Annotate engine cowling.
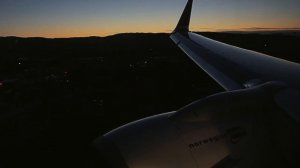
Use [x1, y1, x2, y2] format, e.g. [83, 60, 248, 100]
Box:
[91, 82, 299, 168]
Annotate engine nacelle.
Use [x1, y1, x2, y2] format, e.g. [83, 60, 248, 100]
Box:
[94, 112, 197, 168]
[91, 82, 299, 168]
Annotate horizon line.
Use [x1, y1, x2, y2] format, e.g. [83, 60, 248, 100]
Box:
[1, 28, 300, 39]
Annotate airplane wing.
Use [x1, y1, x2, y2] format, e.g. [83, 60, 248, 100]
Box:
[170, 0, 300, 91]
[93, 1, 300, 168]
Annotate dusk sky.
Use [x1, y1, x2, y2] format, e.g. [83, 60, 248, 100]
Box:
[1, 0, 300, 37]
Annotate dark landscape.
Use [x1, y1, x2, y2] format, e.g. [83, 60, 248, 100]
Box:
[0, 32, 300, 168]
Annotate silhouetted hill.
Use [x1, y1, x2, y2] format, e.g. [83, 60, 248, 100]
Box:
[0, 32, 299, 168]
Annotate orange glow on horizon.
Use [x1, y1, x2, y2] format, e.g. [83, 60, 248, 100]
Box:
[1, 17, 300, 38]
[1, 0, 300, 38]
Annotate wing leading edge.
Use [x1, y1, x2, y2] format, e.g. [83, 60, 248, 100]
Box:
[170, 0, 300, 91]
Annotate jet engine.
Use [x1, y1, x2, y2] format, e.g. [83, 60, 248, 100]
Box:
[91, 82, 300, 168]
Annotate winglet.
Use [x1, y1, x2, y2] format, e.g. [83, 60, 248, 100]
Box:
[174, 0, 193, 33]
